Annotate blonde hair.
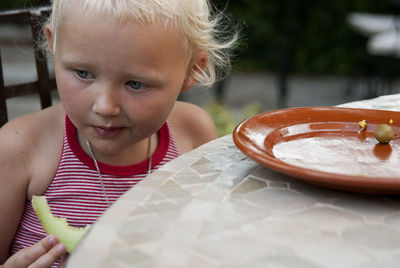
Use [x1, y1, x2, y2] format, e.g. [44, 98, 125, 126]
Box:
[46, 0, 238, 87]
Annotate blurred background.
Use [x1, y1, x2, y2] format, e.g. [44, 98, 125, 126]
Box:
[1, 0, 400, 135]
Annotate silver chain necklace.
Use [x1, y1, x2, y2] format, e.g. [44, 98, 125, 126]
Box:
[85, 136, 152, 207]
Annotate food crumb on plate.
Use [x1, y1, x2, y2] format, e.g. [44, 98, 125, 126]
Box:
[358, 120, 367, 132]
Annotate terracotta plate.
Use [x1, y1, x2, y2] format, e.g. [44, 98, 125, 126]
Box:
[233, 107, 400, 194]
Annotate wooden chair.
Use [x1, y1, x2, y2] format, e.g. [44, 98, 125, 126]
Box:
[0, 6, 56, 128]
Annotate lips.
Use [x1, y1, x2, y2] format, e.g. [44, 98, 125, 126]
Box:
[93, 126, 125, 137]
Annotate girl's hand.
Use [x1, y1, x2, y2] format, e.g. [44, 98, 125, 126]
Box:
[2, 235, 67, 268]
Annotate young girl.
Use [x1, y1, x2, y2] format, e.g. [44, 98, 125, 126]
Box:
[0, 0, 237, 267]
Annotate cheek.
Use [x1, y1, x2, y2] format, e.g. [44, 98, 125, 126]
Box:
[56, 72, 89, 115]
[57, 78, 75, 107]
[126, 89, 179, 130]
[128, 97, 170, 123]
[152, 86, 181, 112]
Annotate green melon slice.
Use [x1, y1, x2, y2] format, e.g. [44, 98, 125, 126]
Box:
[32, 195, 91, 253]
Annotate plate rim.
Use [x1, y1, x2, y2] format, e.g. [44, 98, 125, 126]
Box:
[233, 106, 400, 194]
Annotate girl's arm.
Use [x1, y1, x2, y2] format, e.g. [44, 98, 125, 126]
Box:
[0, 113, 66, 266]
[0, 118, 33, 264]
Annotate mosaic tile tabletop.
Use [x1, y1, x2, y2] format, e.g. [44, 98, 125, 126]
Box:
[68, 94, 400, 268]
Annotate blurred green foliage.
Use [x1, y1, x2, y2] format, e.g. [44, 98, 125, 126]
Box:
[206, 101, 261, 136]
[206, 102, 238, 136]
[220, 0, 399, 76]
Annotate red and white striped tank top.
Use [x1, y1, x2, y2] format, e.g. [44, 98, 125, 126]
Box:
[10, 116, 179, 262]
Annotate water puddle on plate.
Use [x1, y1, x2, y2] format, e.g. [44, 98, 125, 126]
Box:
[272, 136, 400, 178]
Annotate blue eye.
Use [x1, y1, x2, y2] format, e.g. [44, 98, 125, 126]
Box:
[74, 69, 94, 79]
[127, 80, 145, 90]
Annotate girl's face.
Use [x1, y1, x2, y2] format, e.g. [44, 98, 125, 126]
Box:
[49, 10, 196, 161]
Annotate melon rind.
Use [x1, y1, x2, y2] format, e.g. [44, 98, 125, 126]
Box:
[32, 195, 91, 253]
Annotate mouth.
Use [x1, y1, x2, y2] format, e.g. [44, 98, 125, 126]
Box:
[93, 126, 125, 137]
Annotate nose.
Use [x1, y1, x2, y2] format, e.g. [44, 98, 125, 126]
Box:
[92, 87, 121, 117]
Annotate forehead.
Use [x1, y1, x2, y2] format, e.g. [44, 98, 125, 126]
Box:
[60, 13, 180, 51]
[60, 12, 181, 48]
[55, 10, 189, 75]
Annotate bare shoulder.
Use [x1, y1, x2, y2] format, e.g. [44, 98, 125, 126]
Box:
[0, 104, 64, 156]
[0, 104, 65, 194]
[168, 101, 218, 153]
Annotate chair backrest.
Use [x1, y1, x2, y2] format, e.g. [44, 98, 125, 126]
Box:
[0, 6, 56, 127]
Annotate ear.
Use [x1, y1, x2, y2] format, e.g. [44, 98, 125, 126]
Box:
[45, 24, 55, 54]
[180, 51, 208, 93]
